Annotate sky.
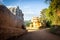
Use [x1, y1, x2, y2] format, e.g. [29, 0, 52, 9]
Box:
[0, 0, 49, 21]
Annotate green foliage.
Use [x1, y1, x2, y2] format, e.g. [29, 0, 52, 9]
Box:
[44, 0, 60, 25]
[50, 25, 60, 35]
[46, 21, 51, 28]
[40, 8, 52, 25]
[50, 26, 57, 34]
[44, 0, 60, 34]
[24, 20, 31, 27]
[40, 0, 60, 29]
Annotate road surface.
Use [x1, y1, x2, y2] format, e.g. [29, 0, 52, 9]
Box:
[8, 29, 60, 40]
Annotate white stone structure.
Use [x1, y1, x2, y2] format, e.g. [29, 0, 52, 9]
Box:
[0, 5, 26, 40]
[7, 6, 24, 21]
[7, 6, 24, 27]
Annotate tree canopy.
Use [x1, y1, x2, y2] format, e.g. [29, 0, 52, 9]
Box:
[40, 0, 60, 26]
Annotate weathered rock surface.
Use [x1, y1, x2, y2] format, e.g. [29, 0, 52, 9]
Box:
[0, 5, 26, 40]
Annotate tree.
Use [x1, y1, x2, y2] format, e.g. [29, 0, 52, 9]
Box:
[44, 0, 60, 35]
[40, 8, 52, 27]
[45, 0, 60, 25]
[24, 20, 31, 27]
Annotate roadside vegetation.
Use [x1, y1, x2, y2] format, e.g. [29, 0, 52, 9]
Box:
[24, 20, 31, 27]
[40, 0, 60, 35]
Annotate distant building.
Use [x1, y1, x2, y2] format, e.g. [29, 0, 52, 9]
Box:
[27, 17, 41, 29]
[26, 17, 42, 31]
[31, 17, 42, 28]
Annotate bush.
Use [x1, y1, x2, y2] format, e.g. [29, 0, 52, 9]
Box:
[50, 25, 60, 36]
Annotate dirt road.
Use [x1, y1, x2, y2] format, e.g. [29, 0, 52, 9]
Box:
[8, 29, 60, 40]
